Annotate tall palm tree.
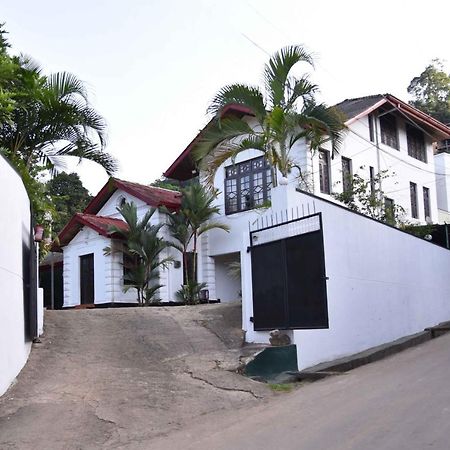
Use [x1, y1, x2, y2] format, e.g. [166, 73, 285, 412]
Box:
[0, 58, 117, 175]
[104, 202, 173, 305]
[164, 183, 229, 302]
[192, 45, 346, 185]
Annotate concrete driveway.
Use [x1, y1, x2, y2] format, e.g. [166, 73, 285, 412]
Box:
[0, 303, 270, 450]
[152, 330, 450, 450]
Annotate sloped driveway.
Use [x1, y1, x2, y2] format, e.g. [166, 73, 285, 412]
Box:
[0, 303, 270, 449]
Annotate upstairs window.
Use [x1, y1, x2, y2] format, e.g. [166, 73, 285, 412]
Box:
[341, 157, 352, 193]
[407, 124, 426, 162]
[319, 149, 331, 194]
[224, 157, 272, 214]
[369, 166, 376, 198]
[368, 114, 375, 142]
[423, 187, 431, 221]
[380, 114, 398, 149]
[410, 182, 418, 219]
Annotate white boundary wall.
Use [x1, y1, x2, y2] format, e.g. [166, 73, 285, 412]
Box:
[292, 188, 450, 369]
[0, 156, 33, 395]
[239, 184, 450, 370]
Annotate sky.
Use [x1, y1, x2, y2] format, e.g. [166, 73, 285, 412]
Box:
[2, 0, 450, 194]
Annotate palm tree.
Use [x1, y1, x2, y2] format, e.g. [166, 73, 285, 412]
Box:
[104, 202, 173, 305]
[164, 183, 229, 303]
[0, 58, 117, 175]
[192, 45, 346, 185]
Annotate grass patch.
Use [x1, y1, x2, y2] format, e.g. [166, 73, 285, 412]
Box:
[268, 383, 293, 392]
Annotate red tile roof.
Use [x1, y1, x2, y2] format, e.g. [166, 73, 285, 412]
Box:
[164, 104, 254, 180]
[53, 213, 128, 251]
[83, 178, 182, 215]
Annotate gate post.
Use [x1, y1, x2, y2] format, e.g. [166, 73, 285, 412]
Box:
[241, 231, 254, 343]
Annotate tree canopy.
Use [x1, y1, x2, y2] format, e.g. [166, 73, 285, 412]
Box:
[0, 23, 116, 230]
[407, 58, 450, 124]
[46, 172, 92, 235]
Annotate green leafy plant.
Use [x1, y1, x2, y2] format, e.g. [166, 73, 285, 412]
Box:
[332, 168, 406, 226]
[175, 281, 207, 305]
[163, 184, 229, 303]
[104, 201, 173, 305]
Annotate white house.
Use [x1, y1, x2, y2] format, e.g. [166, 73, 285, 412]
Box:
[163, 94, 450, 369]
[54, 178, 184, 307]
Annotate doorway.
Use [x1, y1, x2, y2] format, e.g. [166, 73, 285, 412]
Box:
[80, 253, 94, 305]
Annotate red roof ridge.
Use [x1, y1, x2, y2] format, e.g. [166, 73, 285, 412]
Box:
[83, 177, 182, 215]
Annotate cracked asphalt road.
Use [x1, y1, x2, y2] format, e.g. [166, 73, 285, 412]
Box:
[0, 303, 271, 449]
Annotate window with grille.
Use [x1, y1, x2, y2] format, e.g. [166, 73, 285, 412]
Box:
[224, 157, 272, 214]
[423, 187, 431, 221]
[380, 114, 398, 149]
[319, 149, 331, 194]
[410, 182, 418, 219]
[341, 157, 352, 193]
[369, 166, 375, 198]
[368, 114, 375, 142]
[407, 124, 426, 162]
[123, 252, 138, 286]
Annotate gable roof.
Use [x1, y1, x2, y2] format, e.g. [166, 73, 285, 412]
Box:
[334, 94, 450, 140]
[83, 178, 182, 215]
[165, 95, 450, 182]
[333, 95, 385, 121]
[164, 104, 253, 180]
[53, 213, 129, 251]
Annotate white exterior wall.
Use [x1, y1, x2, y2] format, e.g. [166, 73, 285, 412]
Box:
[313, 114, 438, 224]
[62, 227, 117, 306]
[238, 184, 450, 369]
[214, 253, 241, 302]
[292, 188, 450, 369]
[434, 152, 450, 222]
[63, 189, 184, 306]
[0, 157, 33, 395]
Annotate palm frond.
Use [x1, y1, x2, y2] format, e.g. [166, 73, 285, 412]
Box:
[207, 83, 266, 123]
[192, 116, 255, 163]
[197, 221, 230, 236]
[285, 75, 318, 109]
[264, 45, 313, 107]
[45, 72, 88, 102]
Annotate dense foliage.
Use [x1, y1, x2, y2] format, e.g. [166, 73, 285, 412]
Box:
[46, 172, 92, 235]
[0, 23, 115, 230]
[104, 202, 173, 305]
[407, 59, 450, 124]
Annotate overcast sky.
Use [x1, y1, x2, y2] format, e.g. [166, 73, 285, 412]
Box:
[3, 0, 450, 194]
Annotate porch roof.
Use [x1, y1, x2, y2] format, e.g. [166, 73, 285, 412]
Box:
[52, 213, 128, 251]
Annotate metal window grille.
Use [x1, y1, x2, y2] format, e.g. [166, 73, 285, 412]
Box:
[224, 156, 271, 214]
[410, 182, 418, 219]
[380, 114, 399, 149]
[342, 157, 352, 193]
[423, 187, 431, 220]
[406, 124, 427, 163]
[319, 149, 331, 194]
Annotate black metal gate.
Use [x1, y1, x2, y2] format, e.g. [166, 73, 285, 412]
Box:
[250, 212, 328, 331]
